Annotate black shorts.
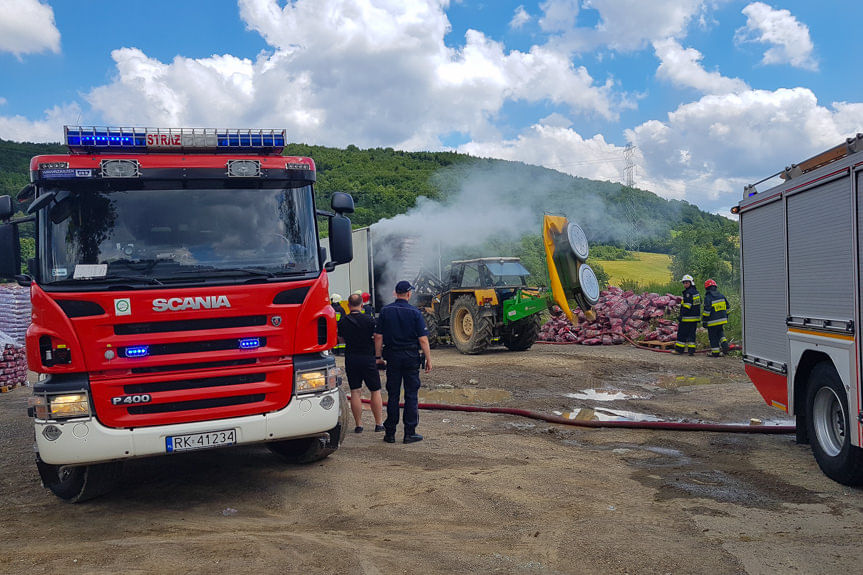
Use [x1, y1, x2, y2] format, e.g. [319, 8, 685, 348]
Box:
[344, 355, 382, 391]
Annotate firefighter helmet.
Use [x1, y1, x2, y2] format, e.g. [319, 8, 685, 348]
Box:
[680, 274, 694, 283]
[330, 293, 342, 303]
[704, 279, 717, 289]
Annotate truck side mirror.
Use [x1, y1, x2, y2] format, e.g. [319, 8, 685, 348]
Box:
[0, 223, 21, 279]
[0, 195, 13, 221]
[328, 215, 353, 265]
[27, 191, 55, 215]
[331, 192, 355, 215]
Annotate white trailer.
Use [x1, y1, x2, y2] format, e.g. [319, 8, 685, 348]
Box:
[736, 133, 863, 484]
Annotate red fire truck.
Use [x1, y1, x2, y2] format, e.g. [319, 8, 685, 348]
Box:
[736, 133, 863, 485]
[0, 126, 354, 501]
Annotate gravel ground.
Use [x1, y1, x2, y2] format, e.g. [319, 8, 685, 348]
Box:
[1, 343, 862, 574]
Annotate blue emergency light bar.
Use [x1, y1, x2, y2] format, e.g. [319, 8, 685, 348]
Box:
[64, 126, 286, 154]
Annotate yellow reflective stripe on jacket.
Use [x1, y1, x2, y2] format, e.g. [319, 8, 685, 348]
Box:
[682, 302, 692, 309]
[706, 318, 728, 326]
[682, 317, 700, 322]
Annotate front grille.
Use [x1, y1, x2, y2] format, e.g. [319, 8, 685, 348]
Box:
[124, 372, 266, 394]
[127, 393, 265, 414]
[115, 315, 267, 335]
[119, 337, 266, 358]
[130, 358, 256, 374]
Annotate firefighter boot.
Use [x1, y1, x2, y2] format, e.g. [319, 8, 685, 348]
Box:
[688, 347, 695, 356]
[721, 340, 730, 356]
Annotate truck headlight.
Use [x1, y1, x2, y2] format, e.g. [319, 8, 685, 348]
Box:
[28, 393, 91, 420]
[295, 367, 340, 395]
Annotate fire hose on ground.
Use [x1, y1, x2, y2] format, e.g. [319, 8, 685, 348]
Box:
[348, 397, 795, 435]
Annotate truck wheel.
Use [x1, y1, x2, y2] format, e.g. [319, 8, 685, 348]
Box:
[502, 316, 541, 351]
[422, 310, 440, 349]
[805, 362, 863, 485]
[268, 388, 350, 464]
[450, 295, 493, 354]
[36, 456, 122, 503]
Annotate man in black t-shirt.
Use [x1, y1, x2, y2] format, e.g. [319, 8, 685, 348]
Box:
[337, 293, 384, 433]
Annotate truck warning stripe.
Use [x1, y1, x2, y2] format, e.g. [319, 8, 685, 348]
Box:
[787, 328, 854, 341]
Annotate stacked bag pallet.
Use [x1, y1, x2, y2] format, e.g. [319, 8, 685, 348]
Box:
[0, 284, 30, 390]
[539, 286, 682, 345]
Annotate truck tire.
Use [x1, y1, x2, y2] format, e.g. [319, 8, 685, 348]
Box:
[502, 316, 541, 351]
[805, 362, 863, 485]
[36, 455, 123, 503]
[268, 388, 350, 464]
[450, 295, 494, 354]
[422, 310, 440, 349]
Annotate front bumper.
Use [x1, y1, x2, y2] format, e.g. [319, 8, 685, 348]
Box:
[35, 388, 341, 465]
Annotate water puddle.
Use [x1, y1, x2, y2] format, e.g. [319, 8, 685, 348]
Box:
[564, 389, 642, 402]
[654, 375, 713, 389]
[418, 387, 512, 404]
[552, 407, 663, 422]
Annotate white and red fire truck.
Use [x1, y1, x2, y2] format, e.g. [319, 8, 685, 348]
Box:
[0, 126, 354, 501]
[736, 133, 863, 485]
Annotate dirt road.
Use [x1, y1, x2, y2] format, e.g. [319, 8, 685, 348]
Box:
[2, 344, 862, 574]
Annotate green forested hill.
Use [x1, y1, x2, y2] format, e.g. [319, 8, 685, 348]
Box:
[0, 139, 65, 201]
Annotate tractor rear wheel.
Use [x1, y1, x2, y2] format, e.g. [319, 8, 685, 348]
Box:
[502, 316, 541, 351]
[450, 295, 494, 354]
[422, 310, 440, 349]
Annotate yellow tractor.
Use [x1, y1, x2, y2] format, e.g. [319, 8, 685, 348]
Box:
[414, 215, 599, 354]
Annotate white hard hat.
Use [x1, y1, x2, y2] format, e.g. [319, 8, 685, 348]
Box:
[680, 274, 694, 283]
[352, 290, 363, 296]
[330, 293, 342, 303]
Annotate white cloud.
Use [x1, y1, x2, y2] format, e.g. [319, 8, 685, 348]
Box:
[735, 2, 817, 70]
[653, 38, 748, 95]
[556, 0, 706, 52]
[458, 119, 628, 183]
[0, 102, 79, 142]
[627, 88, 863, 208]
[510, 5, 531, 30]
[77, 0, 622, 150]
[538, 0, 579, 33]
[0, 0, 60, 56]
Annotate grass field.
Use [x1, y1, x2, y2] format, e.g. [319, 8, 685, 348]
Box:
[593, 252, 672, 287]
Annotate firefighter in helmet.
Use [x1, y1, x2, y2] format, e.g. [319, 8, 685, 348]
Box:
[702, 279, 729, 357]
[331, 294, 346, 355]
[674, 274, 701, 355]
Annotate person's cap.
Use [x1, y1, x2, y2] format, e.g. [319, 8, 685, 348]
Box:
[395, 280, 414, 293]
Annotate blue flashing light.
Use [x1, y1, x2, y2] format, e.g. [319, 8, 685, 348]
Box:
[125, 345, 150, 358]
[64, 126, 286, 154]
[238, 337, 262, 350]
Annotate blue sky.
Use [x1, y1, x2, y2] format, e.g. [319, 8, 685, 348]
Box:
[1, 0, 861, 216]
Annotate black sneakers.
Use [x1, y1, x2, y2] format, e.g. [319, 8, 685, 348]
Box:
[403, 434, 424, 444]
[383, 434, 396, 443]
[374, 425, 385, 432]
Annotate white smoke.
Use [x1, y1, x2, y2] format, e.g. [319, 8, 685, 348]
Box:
[368, 160, 666, 301]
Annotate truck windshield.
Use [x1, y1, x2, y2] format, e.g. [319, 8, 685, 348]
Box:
[39, 184, 319, 285]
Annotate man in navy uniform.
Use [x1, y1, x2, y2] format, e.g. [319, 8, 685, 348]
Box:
[374, 280, 432, 444]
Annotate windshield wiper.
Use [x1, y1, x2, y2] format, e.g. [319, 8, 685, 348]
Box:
[52, 274, 164, 286]
[167, 267, 278, 279]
